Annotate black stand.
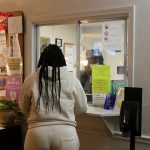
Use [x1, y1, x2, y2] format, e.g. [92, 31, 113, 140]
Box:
[120, 87, 142, 150]
[130, 132, 135, 150]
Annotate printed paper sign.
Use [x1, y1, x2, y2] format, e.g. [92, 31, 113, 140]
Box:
[8, 16, 23, 34]
[65, 44, 74, 72]
[102, 21, 123, 52]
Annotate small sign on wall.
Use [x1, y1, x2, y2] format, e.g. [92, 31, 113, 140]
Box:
[102, 21, 123, 52]
[117, 66, 125, 74]
[8, 16, 23, 34]
[64, 43, 74, 72]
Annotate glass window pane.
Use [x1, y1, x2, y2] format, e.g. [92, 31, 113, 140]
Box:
[38, 24, 77, 75]
[79, 20, 127, 102]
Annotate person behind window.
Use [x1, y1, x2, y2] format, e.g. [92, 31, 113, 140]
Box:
[81, 51, 104, 94]
[19, 44, 87, 150]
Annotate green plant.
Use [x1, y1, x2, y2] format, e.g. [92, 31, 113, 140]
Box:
[0, 100, 18, 111]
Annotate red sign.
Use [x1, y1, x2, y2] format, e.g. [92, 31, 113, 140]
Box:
[0, 12, 12, 30]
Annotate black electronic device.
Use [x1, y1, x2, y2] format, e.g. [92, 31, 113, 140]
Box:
[124, 87, 142, 136]
[119, 87, 142, 150]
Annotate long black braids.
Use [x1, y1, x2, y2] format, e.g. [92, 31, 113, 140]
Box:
[36, 44, 66, 113]
[51, 67, 61, 112]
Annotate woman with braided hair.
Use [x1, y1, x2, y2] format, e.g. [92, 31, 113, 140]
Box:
[19, 44, 87, 150]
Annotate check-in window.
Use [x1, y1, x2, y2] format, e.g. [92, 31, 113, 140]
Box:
[37, 19, 128, 104]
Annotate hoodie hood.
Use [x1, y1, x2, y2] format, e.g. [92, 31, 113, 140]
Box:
[37, 66, 68, 80]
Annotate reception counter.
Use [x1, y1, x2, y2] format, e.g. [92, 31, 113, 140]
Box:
[76, 105, 120, 150]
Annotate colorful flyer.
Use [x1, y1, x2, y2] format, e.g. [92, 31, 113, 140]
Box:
[6, 75, 22, 101]
[92, 65, 111, 94]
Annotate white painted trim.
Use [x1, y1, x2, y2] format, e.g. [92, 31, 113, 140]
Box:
[127, 5, 135, 86]
[25, 18, 37, 77]
[29, 6, 134, 25]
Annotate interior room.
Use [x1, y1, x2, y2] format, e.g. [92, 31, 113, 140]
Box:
[0, 0, 150, 150]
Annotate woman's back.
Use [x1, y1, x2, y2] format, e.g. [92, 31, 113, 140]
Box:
[19, 44, 87, 150]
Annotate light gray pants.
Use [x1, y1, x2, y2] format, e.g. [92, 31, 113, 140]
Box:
[24, 125, 80, 150]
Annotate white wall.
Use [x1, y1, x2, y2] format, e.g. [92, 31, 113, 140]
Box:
[0, 0, 150, 143]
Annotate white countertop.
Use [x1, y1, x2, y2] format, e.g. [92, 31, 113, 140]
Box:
[0, 126, 5, 130]
[86, 105, 120, 117]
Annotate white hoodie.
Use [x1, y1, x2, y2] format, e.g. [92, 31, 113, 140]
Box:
[19, 66, 87, 128]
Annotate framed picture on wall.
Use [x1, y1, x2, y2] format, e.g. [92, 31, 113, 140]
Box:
[40, 37, 50, 53]
[55, 38, 62, 47]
